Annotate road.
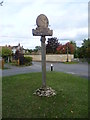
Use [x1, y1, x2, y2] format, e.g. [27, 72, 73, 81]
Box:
[1, 62, 89, 79]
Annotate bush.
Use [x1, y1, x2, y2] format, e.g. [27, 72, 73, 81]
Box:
[24, 56, 32, 66]
[11, 60, 17, 65]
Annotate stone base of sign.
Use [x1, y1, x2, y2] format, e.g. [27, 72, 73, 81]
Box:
[33, 87, 56, 97]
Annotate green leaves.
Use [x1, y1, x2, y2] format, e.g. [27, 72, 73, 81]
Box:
[77, 38, 90, 59]
[2, 47, 12, 57]
[46, 37, 59, 54]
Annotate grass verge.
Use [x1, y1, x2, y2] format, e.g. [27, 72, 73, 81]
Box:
[2, 72, 88, 118]
[63, 62, 79, 64]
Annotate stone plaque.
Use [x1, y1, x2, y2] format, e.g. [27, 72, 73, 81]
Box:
[32, 14, 53, 36]
[36, 14, 49, 28]
[32, 27, 53, 36]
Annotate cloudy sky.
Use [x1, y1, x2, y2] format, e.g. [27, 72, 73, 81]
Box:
[0, 0, 89, 49]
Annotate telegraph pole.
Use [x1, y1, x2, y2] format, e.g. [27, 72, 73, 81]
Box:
[67, 44, 68, 62]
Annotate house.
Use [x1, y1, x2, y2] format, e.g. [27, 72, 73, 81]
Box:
[11, 43, 24, 54]
[0, 44, 26, 63]
[0, 43, 25, 55]
[8, 43, 25, 54]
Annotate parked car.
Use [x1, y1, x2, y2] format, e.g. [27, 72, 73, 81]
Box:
[71, 58, 79, 62]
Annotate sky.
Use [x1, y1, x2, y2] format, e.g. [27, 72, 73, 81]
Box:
[0, 0, 89, 49]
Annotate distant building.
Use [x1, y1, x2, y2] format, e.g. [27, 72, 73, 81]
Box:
[0, 43, 25, 55]
[7, 43, 25, 54]
[0, 43, 26, 63]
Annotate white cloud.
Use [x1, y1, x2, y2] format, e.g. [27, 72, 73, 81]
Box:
[0, 0, 88, 48]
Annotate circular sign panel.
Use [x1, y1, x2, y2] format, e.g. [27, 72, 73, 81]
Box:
[36, 14, 49, 28]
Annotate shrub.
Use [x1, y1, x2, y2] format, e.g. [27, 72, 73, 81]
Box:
[24, 56, 32, 66]
[11, 60, 18, 66]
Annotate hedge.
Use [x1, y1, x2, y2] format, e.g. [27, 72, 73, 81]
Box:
[24, 56, 32, 66]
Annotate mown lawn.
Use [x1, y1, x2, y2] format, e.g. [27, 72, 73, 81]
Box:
[2, 72, 88, 118]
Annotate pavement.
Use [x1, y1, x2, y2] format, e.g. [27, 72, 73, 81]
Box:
[1, 62, 89, 79]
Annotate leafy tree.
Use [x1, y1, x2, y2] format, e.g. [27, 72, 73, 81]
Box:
[82, 38, 90, 58]
[1, 47, 12, 58]
[25, 49, 33, 54]
[28, 49, 33, 53]
[57, 42, 75, 54]
[32, 46, 41, 53]
[35, 46, 41, 51]
[0, 47, 12, 62]
[57, 44, 65, 54]
[77, 38, 90, 59]
[76, 47, 84, 58]
[66, 42, 75, 54]
[70, 41, 78, 57]
[70, 41, 76, 47]
[46, 37, 60, 54]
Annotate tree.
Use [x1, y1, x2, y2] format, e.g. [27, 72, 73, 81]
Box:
[46, 37, 60, 54]
[65, 42, 75, 54]
[70, 41, 78, 58]
[1, 47, 12, 62]
[57, 42, 75, 54]
[82, 38, 90, 58]
[78, 38, 90, 60]
[76, 38, 90, 62]
[57, 44, 66, 54]
[32, 46, 41, 53]
[25, 49, 33, 54]
[70, 41, 76, 47]
[77, 47, 84, 58]
[2, 47, 12, 58]
[35, 46, 41, 51]
[15, 50, 25, 65]
[28, 49, 33, 53]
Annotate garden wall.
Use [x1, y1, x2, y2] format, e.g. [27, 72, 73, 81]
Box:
[25, 54, 74, 62]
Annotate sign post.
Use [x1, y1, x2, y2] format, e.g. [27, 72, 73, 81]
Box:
[32, 14, 56, 97]
[41, 36, 46, 88]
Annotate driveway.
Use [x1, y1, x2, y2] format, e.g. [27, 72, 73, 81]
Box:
[1, 62, 89, 79]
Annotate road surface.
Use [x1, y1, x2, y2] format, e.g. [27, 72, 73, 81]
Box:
[1, 62, 89, 79]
